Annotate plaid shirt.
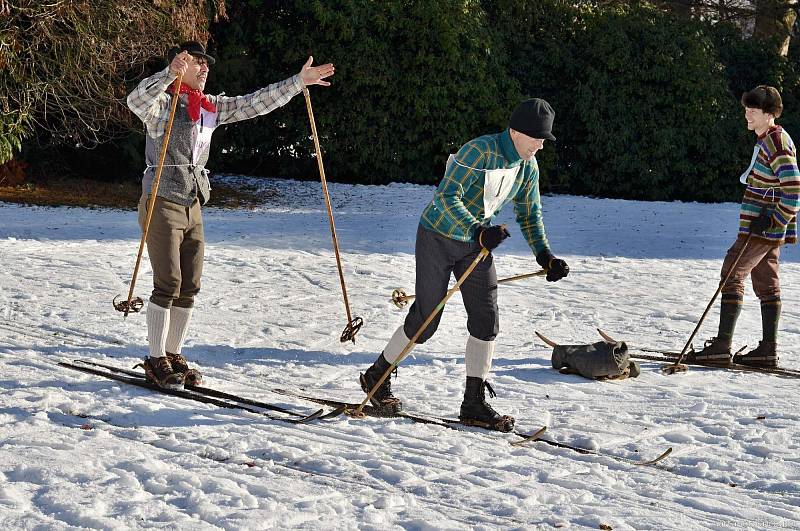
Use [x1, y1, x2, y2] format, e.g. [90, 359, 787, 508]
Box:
[127, 66, 303, 205]
[420, 129, 550, 256]
[127, 66, 304, 137]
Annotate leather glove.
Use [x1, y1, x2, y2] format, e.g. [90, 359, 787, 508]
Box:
[536, 249, 570, 282]
[474, 224, 511, 251]
[749, 209, 773, 236]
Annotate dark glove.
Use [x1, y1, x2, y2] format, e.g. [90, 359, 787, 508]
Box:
[749, 209, 773, 236]
[536, 249, 570, 282]
[474, 224, 511, 251]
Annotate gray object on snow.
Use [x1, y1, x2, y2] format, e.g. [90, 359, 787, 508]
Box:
[551, 340, 640, 380]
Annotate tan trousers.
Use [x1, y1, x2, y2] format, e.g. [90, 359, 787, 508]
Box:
[721, 236, 781, 300]
[138, 194, 204, 309]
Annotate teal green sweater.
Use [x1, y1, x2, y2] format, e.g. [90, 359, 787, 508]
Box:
[420, 129, 549, 256]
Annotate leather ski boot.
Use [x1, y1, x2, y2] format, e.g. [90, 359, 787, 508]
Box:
[137, 356, 184, 389]
[686, 298, 740, 365]
[459, 377, 514, 432]
[167, 352, 203, 386]
[734, 341, 778, 368]
[359, 353, 402, 415]
[684, 337, 733, 365]
[735, 298, 781, 368]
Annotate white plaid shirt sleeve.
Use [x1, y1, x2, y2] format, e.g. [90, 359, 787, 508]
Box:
[126, 66, 176, 136]
[213, 74, 304, 125]
[127, 69, 304, 135]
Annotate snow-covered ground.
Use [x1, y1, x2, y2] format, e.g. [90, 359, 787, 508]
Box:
[1, 177, 798, 530]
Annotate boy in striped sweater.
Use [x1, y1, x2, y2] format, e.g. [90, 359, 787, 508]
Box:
[692, 86, 799, 368]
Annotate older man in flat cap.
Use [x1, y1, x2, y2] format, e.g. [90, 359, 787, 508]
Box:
[127, 41, 334, 388]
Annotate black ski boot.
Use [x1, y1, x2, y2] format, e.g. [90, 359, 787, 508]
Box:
[735, 299, 781, 368]
[459, 377, 514, 432]
[684, 337, 733, 365]
[686, 299, 741, 365]
[359, 353, 402, 415]
[734, 341, 778, 368]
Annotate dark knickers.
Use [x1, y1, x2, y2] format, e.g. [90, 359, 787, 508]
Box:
[403, 225, 499, 343]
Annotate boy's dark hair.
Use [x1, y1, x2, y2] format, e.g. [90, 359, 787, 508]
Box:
[741, 85, 783, 118]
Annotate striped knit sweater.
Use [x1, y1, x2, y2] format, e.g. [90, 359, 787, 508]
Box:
[739, 125, 799, 245]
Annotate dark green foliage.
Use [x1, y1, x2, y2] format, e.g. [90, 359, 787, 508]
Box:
[208, 0, 519, 183]
[9, 0, 800, 202]
[572, 7, 745, 201]
[711, 21, 800, 153]
[22, 136, 145, 183]
[208, 0, 799, 201]
[481, 0, 584, 194]
[487, 1, 748, 201]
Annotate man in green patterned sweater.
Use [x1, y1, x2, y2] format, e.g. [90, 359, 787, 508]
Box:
[360, 99, 569, 431]
[692, 86, 799, 368]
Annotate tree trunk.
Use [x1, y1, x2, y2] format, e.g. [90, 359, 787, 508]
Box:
[664, 0, 694, 18]
[753, 0, 798, 56]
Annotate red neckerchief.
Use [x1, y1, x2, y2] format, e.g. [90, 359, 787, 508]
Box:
[168, 81, 217, 122]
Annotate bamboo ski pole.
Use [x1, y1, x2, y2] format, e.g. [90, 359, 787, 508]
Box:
[114, 71, 184, 318]
[498, 269, 547, 284]
[392, 269, 547, 308]
[663, 233, 753, 374]
[354, 247, 491, 416]
[302, 87, 362, 342]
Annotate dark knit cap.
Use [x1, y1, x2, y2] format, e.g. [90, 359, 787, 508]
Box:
[167, 41, 216, 65]
[509, 98, 556, 141]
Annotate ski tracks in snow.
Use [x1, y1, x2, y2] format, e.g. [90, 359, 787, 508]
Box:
[2, 182, 800, 529]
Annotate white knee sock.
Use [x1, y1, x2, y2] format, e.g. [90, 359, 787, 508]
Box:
[165, 306, 193, 355]
[146, 303, 170, 359]
[382, 325, 412, 364]
[465, 336, 495, 380]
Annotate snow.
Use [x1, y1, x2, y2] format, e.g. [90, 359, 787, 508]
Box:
[1, 176, 799, 530]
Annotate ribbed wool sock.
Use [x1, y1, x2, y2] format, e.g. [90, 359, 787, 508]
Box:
[146, 303, 170, 358]
[165, 305, 193, 355]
